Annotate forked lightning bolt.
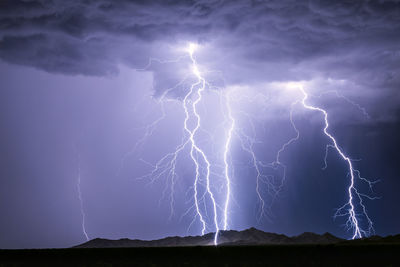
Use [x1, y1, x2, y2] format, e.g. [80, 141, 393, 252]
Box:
[185, 43, 219, 244]
[279, 85, 377, 239]
[136, 43, 225, 245]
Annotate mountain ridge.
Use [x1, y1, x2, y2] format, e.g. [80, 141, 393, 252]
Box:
[74, 228, 400, 248]
[74, 227, 348, 248]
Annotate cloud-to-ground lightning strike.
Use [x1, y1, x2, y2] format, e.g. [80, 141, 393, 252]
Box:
[134, 43, 225, 245]
[232, 82, 378, 238]
[76, 151, 89, 241]
[185, 43, 219, 244]
[222, 92, 234, 231]
[280, 85, 377, 239]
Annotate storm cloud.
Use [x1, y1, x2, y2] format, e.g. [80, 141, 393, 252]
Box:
[1, 0, 400, 103]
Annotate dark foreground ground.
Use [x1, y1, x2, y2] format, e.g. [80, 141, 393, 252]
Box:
[1, 244, 399, 266]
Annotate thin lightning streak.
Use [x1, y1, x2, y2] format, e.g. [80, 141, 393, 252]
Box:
[236, 130, 267, 220]
[316, 90, 370, 119]
[222, 92, 234, 230]
[323, 144, 335, 170]
[116, 101, 167, 178]
[270, 101, 300, 195]
[228, 96, 282, 221]
[76, 152, 89, 241]
[229, 106, 276, 221]
[297, 85, 374, 239]
[137, 136, 189, 220]
[227, 103, 293, 222]
[116, 77, 189, 179]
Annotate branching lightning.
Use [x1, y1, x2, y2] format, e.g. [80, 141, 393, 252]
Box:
[276, 85, 378, 239]
[185, 43, 219, 243]
[229, 95, 286, 222]
[235, 124, 270, 221]
[133, 43, 225, 245]
[123, 42, 378, 244]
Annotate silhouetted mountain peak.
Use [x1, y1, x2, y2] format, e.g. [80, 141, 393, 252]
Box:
[292, 231, 342, 244]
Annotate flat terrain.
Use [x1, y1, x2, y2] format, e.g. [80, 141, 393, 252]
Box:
[1, 244, 399, 266]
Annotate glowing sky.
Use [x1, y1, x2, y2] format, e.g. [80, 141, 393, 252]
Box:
[0, 0, 399, 248]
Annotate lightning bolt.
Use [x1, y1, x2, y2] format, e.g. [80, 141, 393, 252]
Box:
[76, 150, 89, 241]
[222, 92, 234, 231]
[283, 85, 377, 239]
[136, 43, 223, 245]
[185, 43, 220, 244]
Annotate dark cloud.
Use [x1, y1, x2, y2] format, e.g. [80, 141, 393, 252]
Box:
[0, 33, 118, 75]
[1, 0, 399, 116]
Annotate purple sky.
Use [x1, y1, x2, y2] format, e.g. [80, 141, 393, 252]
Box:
[0, 0, 400, 249]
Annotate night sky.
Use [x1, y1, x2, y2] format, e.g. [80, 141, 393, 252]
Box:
[1, 0, 400, 249]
